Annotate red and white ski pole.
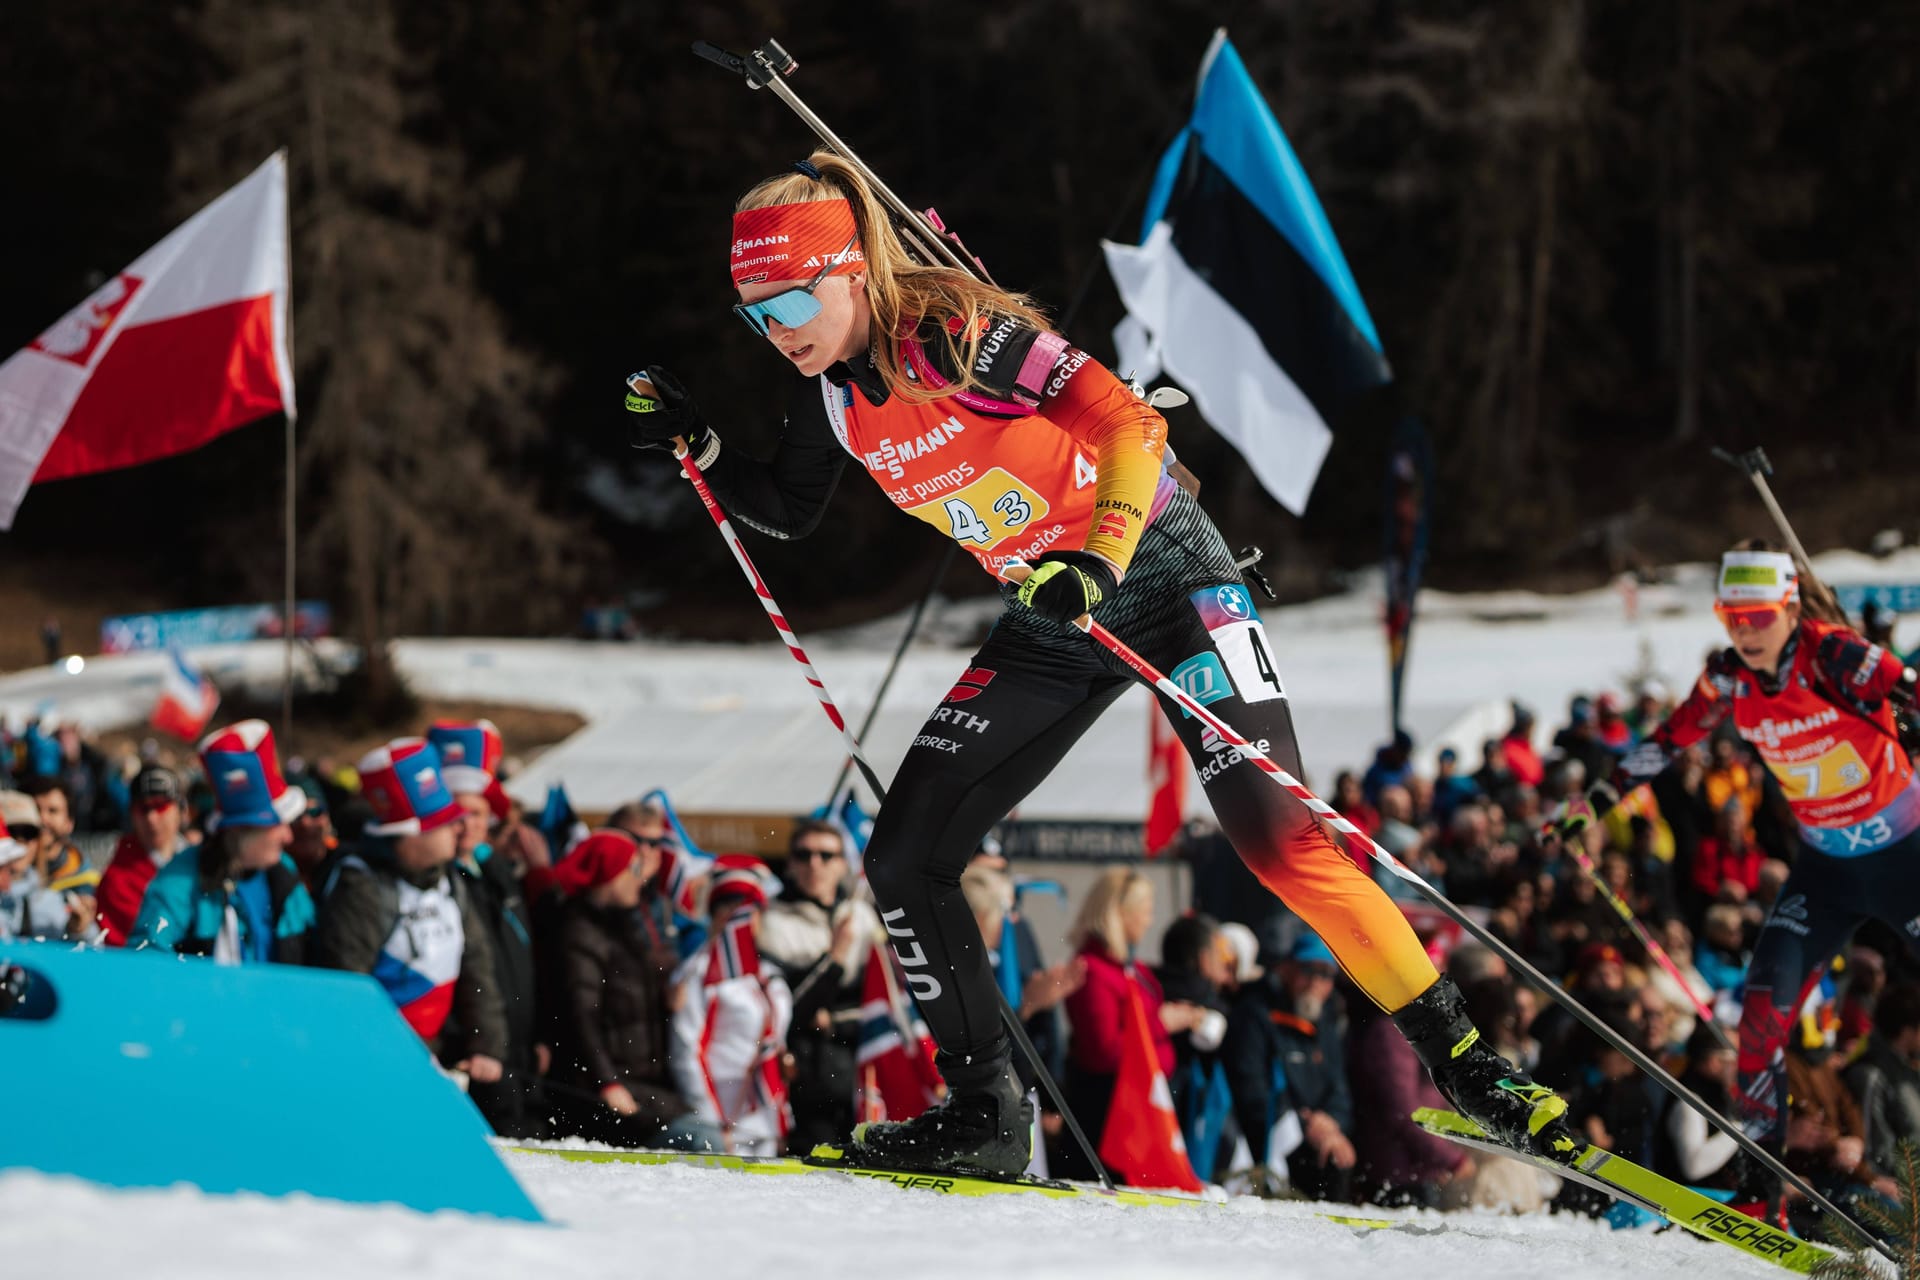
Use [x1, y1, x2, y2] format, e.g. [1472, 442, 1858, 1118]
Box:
[638, 398, 1116, 1188]
[996, 562, 1429, 891]
[636, 405, 889, 802]
[1566, 840, 1734, 1051]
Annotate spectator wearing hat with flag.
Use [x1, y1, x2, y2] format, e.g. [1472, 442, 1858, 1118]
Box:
[1222, 930, 1357, 1201]
[671, 855, 793, 1156]
[427, 719, 546, 1138]
[544, 829, 712, 1150]
[128, 721, 314, 962]
[315, 738, 507, 1085]
[96, 766, 195, 946]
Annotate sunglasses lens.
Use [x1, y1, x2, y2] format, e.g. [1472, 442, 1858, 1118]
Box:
[1718, 605, 1781, 630]
[738, 288, 824, 336]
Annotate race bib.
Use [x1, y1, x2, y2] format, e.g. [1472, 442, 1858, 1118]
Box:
[1189, 585, 1285, 704]
[907, 466, 1050, 549]
[1767, 742, 1871, 801]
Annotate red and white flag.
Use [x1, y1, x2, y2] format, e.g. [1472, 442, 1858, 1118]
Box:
[0, 152, 294, 528]
[1145, 703, 1186, 857]
[151, 648, 221, 742]
[1097, 980, 1204, 1192]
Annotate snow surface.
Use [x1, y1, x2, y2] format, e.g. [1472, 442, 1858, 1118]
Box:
[0, 1148, 1791, 1280]
[5, 546, 1919, 819]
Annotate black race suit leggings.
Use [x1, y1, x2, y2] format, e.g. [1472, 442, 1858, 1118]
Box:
[861, 487, 1439, 1091]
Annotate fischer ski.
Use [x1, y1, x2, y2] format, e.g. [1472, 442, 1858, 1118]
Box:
[510, 1143, 1520, 1239]
[1410, 1108, 1841, 1274]
[511, 1143, 1203, 1208]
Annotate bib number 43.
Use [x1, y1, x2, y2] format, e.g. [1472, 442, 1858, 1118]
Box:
[922, 468, 1047, 546]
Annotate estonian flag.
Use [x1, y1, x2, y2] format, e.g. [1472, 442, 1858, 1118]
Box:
[1104, 30, 1390, 516]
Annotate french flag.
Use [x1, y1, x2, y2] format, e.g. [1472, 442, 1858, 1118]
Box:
[0, 153, 294, 528]
[151, 649, 221, 742]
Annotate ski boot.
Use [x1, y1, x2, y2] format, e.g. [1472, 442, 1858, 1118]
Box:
[844, 1051, 1034, 1180]
[1393, 976, 1581, 1164]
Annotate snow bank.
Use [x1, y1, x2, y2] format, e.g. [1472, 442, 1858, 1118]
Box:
[0, 1149, 1786, 1280]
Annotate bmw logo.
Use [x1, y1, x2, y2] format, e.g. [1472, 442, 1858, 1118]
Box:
[1217, 586, 1250, 620]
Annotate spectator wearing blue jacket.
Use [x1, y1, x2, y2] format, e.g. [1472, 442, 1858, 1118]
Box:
[1360, 730, 1415, 807]
[130, 720, 313, 963]
[1223, 930, 1356, 1201]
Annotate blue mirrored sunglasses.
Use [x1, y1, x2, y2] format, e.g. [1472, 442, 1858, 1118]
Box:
[732, 232, 859, 338]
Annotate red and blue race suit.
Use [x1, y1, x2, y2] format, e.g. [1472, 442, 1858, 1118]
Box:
[1615, 618, 1920, 1149]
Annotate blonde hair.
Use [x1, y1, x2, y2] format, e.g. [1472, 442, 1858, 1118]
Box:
[735, 151, 1053, 405]
[960, 864, 1014, 926]
[1069, 867, 1152, 960]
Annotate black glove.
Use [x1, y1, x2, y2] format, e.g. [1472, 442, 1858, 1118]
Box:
[1015, 551, 1118, 624]
[625, 365, 710, 454]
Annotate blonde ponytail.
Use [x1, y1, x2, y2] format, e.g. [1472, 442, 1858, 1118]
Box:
[735, 151, 1053, 404]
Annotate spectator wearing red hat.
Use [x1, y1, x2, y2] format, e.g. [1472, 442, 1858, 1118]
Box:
[314, 738, 507, 1084]
[545, 830, 713, 1149]
[428, 720, 547, 1138]
[96, 766, 194, 946]
[128, 721, 314, 962]
[671, 856, 792, 1156]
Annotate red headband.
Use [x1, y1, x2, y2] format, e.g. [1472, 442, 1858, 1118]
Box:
[730, 200, 862, 288]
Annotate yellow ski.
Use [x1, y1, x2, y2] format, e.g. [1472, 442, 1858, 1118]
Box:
[509, 1144, 1208, 1209]
[1411, 1108, 1838, 1274]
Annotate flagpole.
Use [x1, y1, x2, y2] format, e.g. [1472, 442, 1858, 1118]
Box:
[276, 147, 298, 741]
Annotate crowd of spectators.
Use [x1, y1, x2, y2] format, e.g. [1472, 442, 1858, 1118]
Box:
[1157, 683, 1920, 1223]
[5, 677, 1919, 1227]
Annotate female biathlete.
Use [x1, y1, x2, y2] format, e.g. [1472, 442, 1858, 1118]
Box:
[626, 153, 1577, 1178]
[1569, 546, 1920, 1164]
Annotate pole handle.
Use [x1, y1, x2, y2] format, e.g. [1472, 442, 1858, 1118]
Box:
[626, 373, 688, 458]
[999, 559, 1093, 630]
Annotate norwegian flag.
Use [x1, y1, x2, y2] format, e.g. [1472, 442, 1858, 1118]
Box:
[701, 911, 790, 1138]
[855, 941, 943, 1123]
[643, 787, 715, 915]
[150, 648, 220, 741]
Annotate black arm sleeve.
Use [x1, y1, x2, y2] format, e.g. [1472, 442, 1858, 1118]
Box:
[698, 379, 850, 541]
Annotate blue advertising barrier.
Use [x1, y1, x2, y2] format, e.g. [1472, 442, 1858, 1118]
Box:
[1835, 583, 1920, 617]
[100, 602, 333, 654]
[0, 944, 541, 1222]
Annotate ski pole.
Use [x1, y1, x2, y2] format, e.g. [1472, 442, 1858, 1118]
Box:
[1563, 839, 1734, 1052]
[999, 560, 1893, 1259]
[642, 400, 1118, 1191]
[1711, 446, 1849, 626]
[650, 410, 889, 806]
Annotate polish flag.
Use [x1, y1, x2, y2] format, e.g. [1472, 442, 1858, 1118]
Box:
[1098, 981, 1205, 1192]
[1145, 703, 1187, 857]
[0, 152, 294, 528]
[151, 648, 221, 742]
